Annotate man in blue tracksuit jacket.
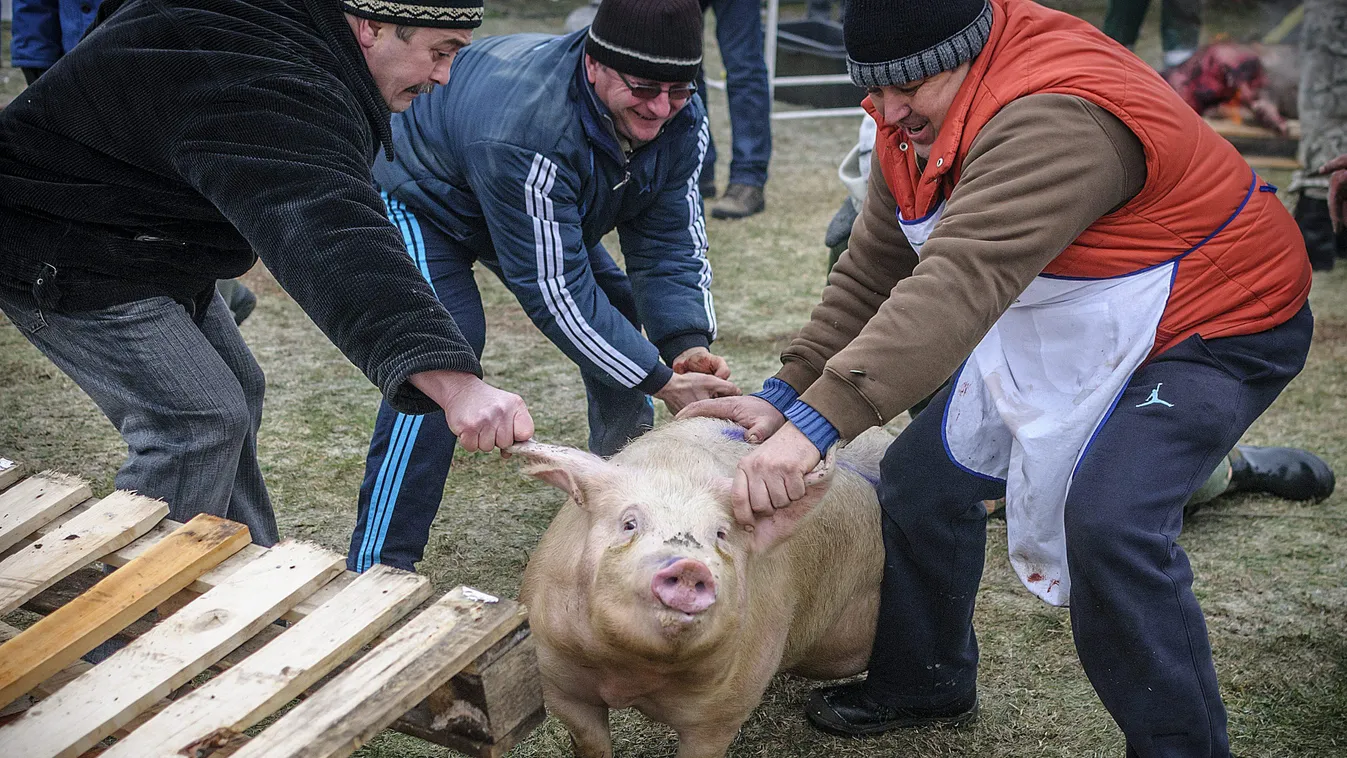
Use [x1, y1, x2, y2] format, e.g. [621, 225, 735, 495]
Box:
[349, 0, 739, 572]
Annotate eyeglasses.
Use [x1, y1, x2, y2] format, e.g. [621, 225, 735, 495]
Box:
[615, 70, 697, 103]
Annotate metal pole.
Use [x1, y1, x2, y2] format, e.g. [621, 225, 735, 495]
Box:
[764, 0, 779, 102]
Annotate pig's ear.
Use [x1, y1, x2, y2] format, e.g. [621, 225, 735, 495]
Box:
[509, 440, 613, 510]
[745, 448, 837, 554]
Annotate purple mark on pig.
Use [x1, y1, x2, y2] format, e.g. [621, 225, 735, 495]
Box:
[720, 426, 747, 442]
[837, 461, 880, 489]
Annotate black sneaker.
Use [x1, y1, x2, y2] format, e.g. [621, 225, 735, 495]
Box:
[710, 183, 765, 219]
[805, 680, 978, 737]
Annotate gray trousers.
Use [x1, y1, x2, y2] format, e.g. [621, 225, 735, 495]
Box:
[0, 280, 279, 546]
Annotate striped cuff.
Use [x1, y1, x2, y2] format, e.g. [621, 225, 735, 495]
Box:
[784, 400, 840, 456]
[752, 377, 799, 414]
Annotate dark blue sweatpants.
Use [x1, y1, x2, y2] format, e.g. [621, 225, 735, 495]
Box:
[348, 195, 653, 572]
[866, 304, 1312, 758]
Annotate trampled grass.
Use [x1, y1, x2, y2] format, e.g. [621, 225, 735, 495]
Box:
[1, 2, 1342, 757]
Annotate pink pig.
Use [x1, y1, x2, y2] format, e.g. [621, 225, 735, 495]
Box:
[515, 417, 887, 758]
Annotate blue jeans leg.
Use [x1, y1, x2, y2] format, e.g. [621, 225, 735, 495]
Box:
[705, 0, 772, 188]
[1065, 306, 1311, 758]
[349, 197, 486, 572]
[0, 279, 278, 545]
[585, 244, 653, 456]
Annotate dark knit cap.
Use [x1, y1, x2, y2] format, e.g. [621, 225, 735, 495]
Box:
[341, 0, 483, 29]
[844, 0, 993, 87]
[585, 0, 703, 83]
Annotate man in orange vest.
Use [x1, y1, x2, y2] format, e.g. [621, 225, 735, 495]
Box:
[683, 0, 1313, 753]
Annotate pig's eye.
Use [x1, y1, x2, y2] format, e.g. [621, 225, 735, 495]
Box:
[622, 516, 638, 532]
[715, 528, 728, 541]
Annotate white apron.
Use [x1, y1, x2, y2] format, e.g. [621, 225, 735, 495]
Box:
[902, 201, 1174, 605]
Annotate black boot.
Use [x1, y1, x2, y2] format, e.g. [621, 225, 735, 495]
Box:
[805, 679, 978, 737]
[1228, 445, 1335, 502]
[1295, 195, 1341, 272]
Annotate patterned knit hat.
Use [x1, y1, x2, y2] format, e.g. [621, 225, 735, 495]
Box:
[341, 0, 483, 29]
[585, 0, 703, 83]
[844, 0, 993, 87]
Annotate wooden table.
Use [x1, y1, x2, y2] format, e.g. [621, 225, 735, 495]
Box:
[0, 458, 545, 758]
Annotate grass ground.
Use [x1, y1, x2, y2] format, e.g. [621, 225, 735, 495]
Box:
[2, 2, 1343, 757]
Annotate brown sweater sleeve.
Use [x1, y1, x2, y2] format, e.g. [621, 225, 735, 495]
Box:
[775, 138, 919, 394]
[785, 94, 1148, 439]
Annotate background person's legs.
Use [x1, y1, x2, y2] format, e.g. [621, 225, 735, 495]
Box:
[0, 281, 279, 545]
[1158, 0, 1201, 67]
[1066, 309, 1311, 758]
[585, 245, 653, 456]
[349, 198, 486, 572]
[704, 0, 771, 218]
[1293, 0, 1347, 270]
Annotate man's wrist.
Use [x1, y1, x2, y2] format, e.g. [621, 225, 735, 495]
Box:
[752, 377, 800, 415]
[782, 399, 840, 456]
[637, 362, 675, 395]
[409, 369, 481, 406]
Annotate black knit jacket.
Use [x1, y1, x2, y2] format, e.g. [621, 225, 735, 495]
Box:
[0, 0, 480, 414]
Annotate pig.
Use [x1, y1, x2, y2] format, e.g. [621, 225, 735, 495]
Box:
[514, 417, 888, 758]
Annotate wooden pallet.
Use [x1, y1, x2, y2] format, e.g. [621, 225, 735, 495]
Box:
[0, 464, 545, 758]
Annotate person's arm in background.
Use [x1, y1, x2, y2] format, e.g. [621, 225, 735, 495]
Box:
[467, 139, 737, 413]
[172, 77, 532, 451]
[11, 0, 62, 82]
[1319, 154, 1347, 233]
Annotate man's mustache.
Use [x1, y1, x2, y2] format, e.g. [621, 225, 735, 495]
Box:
[407, 82, 437, 96]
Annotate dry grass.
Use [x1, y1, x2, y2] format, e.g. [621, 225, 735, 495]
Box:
[2, 2, 1343, 757]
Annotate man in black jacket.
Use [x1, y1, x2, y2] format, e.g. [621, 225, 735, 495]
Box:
[0, 0, 533, 546]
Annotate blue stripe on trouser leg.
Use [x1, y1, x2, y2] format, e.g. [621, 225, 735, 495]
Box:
[349, 194, 488, 572]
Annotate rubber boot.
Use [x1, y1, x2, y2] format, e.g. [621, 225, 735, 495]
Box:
[1228, 445, 1336, 502]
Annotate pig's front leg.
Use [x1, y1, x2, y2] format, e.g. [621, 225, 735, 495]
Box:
[547, 687, 613, 758]
[673, 718, 747, 758]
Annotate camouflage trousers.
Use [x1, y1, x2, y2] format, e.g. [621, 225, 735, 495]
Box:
[1293, 0, 1347, 201]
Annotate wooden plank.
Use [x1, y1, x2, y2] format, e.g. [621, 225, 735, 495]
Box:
[1245, 155, 1302, 171]
[0, 540, 343, 758]
[1205, 117, 1300, 142]
[102, 564, 431, 758]
[0, 491, 166, 615]
[13, 505, 359, 623]
[0, 472, 91, 554]
[0, 622, 93, 717]
[230, 587, 527, 758]
[394, 628, 544, 758]
[0, 459, 26, 492]
[18, 511, 545, 751]
[21, 563, 544, 753]
[0, 514, 249, 711]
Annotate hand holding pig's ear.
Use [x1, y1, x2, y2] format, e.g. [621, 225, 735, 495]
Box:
[734, 445, 835, 554]
[654, 372, 741, 415]
[410, 370, 535, 453]
[677, 396, 786, 443]
[1317, 154, 1347, 233]
[671, 347, 732, 379]
[730, 424, 822, 525]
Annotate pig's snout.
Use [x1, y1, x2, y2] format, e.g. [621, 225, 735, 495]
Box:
[652, 558, 717, 614]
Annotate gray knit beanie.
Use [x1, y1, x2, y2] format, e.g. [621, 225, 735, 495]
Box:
[844, 0, 993, 87]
